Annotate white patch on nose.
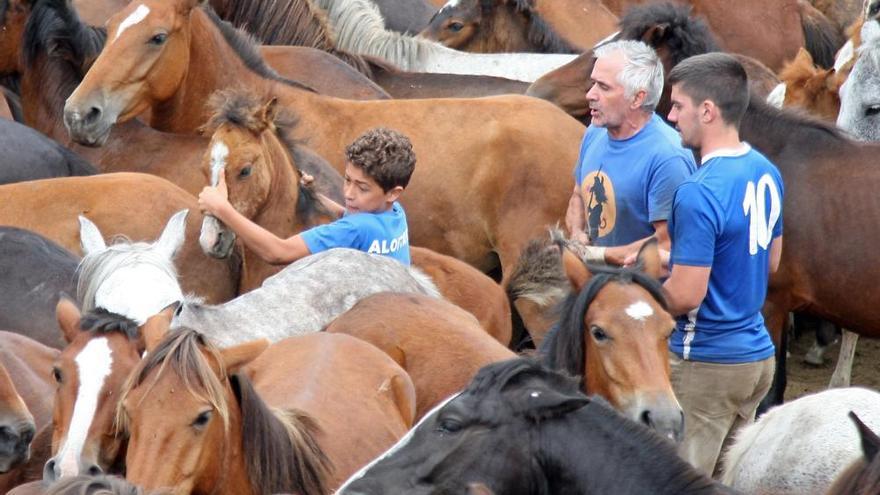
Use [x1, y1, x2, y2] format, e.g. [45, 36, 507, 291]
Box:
[625, 301, 654, 321]
[114, 5, 150, 43]
[210, 141, 229, 186]
[56, 338, 113, 478]
[766, 83, 786, 109]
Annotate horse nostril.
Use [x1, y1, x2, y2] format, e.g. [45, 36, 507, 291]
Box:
[43, 458, 58, 482]
[84, 106, 103, 124]
[86, 463, 103, 476]
[640, 410, 652, 427]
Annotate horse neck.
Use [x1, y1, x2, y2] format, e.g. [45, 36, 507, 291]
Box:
[149, 9, 272, 134]
[477, 7, 534, 53]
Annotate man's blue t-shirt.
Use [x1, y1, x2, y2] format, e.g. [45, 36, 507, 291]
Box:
[300, 201, 410, 265]
[668, 145, 783, 364]
[573, 114, 696, 247]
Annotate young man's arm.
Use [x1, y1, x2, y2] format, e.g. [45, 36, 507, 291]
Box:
[770, 236, 783, 273]
[199, 175, 311, 265]
[663, 264, 711, 316]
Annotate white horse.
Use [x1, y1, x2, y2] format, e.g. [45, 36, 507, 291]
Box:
[77, 209, 439, 346]
[310, 0, 577, 81]
[721, 387, 880, 495]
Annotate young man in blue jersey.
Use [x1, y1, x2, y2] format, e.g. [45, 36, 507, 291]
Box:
[198, 127, 414, 265]
[565, 40, 696, 265]
[663, 53, 784, 475]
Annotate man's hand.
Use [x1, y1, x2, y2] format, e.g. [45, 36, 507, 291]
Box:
[198, 172, 230, 217]
[300, 172, 315, 188]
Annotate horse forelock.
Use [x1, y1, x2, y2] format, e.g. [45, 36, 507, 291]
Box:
[618, 2, 720, 64]
[204, 88, 299, 138]
[76, 239, 182, 323]
[230, 373, 331, 495]
[78, 308, 140, 341]
[507, 234, 568, 306]
[117, 328, 229, 435]
[539, 266, 666, 381]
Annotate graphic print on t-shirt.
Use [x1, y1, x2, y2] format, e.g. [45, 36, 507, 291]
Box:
[581, 170, 616, 241]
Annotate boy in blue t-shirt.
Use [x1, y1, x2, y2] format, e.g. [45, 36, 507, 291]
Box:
[663, 53, 783, 476]
[198, 127, 415, 265]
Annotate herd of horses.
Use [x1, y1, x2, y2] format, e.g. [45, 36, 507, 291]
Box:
[0, 0, 880, 493]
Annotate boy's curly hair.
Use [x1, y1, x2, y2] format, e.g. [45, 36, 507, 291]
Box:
[345, 128, 416, 192]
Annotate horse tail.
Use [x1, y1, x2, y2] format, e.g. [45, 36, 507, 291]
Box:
[408, 266, 442, 298]
[718, 411, 775, 486]
[800, 0, 846, 69]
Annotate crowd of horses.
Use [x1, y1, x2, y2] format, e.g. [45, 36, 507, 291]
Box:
[1, 0, 880, 493]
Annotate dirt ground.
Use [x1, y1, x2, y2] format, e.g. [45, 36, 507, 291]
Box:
[785, 332, 880, 401]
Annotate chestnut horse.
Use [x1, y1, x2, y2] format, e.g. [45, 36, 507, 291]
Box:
[119, 328, 416, 492]
[778, 47, 842, 120]
[0, 332, 58, 493]
[420, 0, 618, 53]
[65, 0, 585, 285]
[600, 0, 842, 71]
[0, 174, 239, 304]
[326, 292, 516, 419]
[198, 89, 512, 343]
[42, 301, 174, 483]
[526, 2, 781, 121]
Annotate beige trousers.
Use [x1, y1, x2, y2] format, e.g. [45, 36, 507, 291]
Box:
[669, 353, 775, 477]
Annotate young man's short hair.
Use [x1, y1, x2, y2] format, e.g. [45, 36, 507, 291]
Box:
[345, 127, 416, 192]
[668, 53, 749, 127]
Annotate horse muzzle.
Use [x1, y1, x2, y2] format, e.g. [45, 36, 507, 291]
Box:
[623, 392, 684, 444]
[199, 215, 236, 259]
[0, 420, 35, 473]
[63, 97, 116, 147]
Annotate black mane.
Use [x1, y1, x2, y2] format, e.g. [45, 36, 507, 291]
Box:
[619, 2, 720, 66]
[79, 308, 140, 341]
[509, 0, 578, 54]
[539, 265, 667, 383]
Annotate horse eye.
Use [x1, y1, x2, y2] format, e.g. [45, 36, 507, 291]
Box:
[52, 367, 63, 384]
[436, 418, 462, 434]
[191, 410, 212, 429]
[149, 33, 167, 45]
[238, 166, 252, 178]
[865, 105, 880, 117]
[590, 325, 609, 343]
[448, 21, 464, 32]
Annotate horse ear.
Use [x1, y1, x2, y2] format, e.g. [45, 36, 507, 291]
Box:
[56, 297, 82, 344]
[260, 98, 278, 127]
[154, 209, 189, 260]
[219, 339, 270, 374]
[467, 483, 495, 495]
[512, 383, 589, 421]
[140, 303, 176, 354]
[849, 411, 880, 462]
[640, 23, 669, 44]
[794, 46, 814, 66]
[78, 215, 107, 255]
[561, 247, 592, 292]
[635, 238, 663, 279]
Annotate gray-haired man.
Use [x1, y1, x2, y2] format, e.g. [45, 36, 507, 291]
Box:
[565, 40, 696, 264]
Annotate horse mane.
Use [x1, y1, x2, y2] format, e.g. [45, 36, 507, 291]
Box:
[500, 0, 578, 53]
[799, 1, 845, 69]
[118, 328, 230, 433]
[201, 6, 316, 93]
[467, 357, 582, 406]
[780, 49, 829, 86]
[21, 0, 107, 112]
[208, 0, 373, 76]
[44, 474, 144, 495]
[741, 89, 849, 151]
[76, 238, 181, 316]
[311, 0, 441, 71]
[539, 263, 667, 383]
[230, 373, 332, 495]
[78, 308, 140, 341]
[619, 2, 720, 66]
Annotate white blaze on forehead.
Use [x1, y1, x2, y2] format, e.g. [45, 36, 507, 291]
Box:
[625, 301, 654, 321]
[439, 0, 462, 13]
[210, 141, 229, 186]
[834, 40, 855, 73]
[766, 83, 786, 109]
[57, 338, 114, 478]
[114, 4, 151, 42]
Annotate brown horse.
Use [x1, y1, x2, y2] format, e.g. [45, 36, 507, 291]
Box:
[364, 57, 530, 99]
[66, 0, 585, 285]
[42, 301, 173, 482]
[119, 327, 415, 492]
[526, 3, 781, 121]
[601, 0, 841, 71]
[0, 173, 239, 303]
[199, 90, 513, 343]
[420, 0, 617, 53]
[0, 332, 58, 493]
[326, 292, 516, 419]
[540, 239, 683, 442]
[779, 47, 842, 121]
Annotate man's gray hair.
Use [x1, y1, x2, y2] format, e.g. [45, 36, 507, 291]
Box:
[594, 40, 664, 112]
